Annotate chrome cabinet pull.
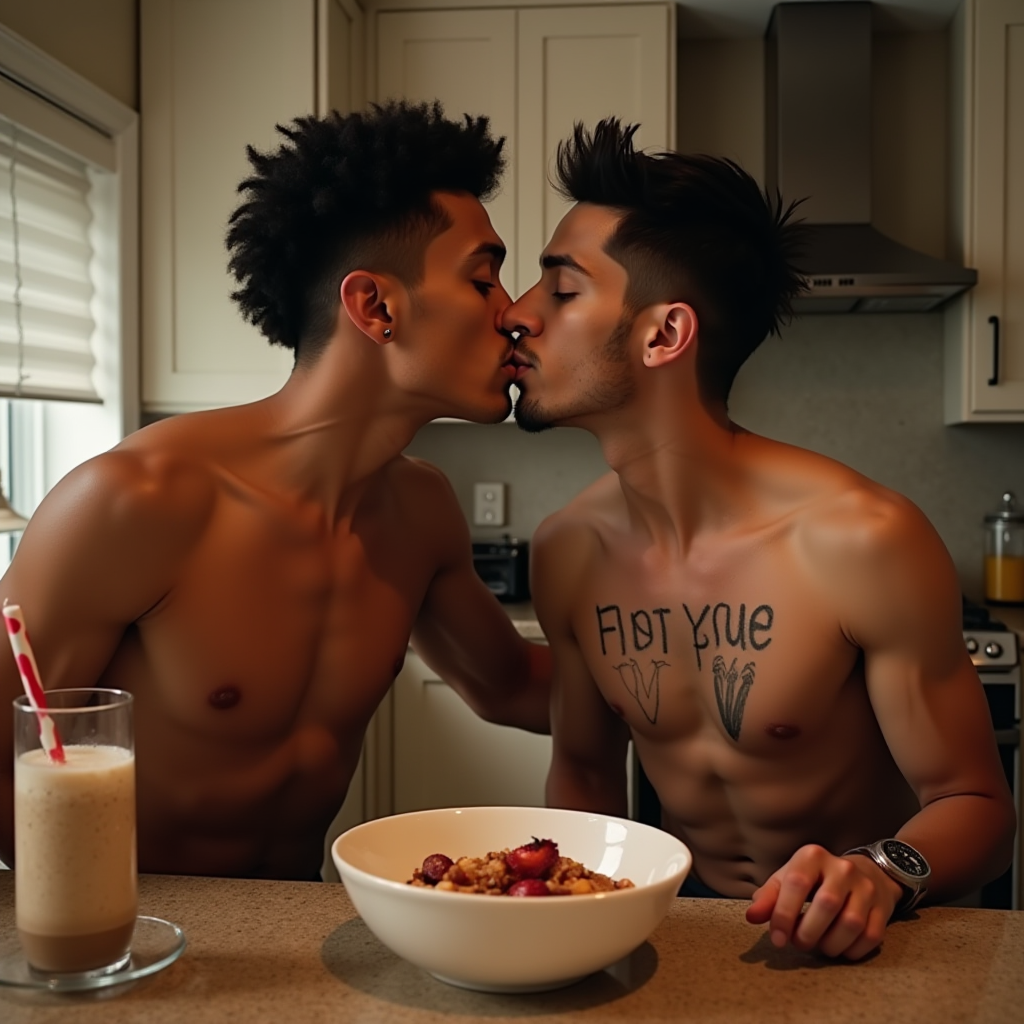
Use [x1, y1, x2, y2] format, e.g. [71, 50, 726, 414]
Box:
[987, 315, 1000, 386]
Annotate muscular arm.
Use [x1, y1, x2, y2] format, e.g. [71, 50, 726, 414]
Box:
[0, 450, 207, 865]
[409, 464, 551, 734]
[841, 500, 1015, 902]
[533, 514, 630, 818]
[750, 492, 1016, 959]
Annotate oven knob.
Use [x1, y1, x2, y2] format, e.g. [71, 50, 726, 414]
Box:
[965, 637, 979, 654]
[984, 641, 1003, 659]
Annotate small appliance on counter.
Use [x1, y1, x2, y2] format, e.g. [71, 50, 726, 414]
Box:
[472, 536, 529, 603]
[984, 492, 1024, 605]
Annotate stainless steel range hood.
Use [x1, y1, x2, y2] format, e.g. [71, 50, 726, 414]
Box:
[766, 1, 976, 313]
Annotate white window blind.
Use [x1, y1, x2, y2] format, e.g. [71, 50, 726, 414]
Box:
[0, 116, 100, 402]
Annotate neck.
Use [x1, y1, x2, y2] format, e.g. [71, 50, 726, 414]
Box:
[586, 378, 758, 554]
[253, 329, 431, 519]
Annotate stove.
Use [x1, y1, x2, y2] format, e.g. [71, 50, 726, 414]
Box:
[963, 596, 1021, 673]
[962, 597, 1021, 910]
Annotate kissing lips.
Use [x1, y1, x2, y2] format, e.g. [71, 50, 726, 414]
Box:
[510, 350, 534, 384]
[500, 347, 518, 380]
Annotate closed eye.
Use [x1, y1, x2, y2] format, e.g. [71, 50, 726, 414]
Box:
[473, 281, 496, 297]
[552, 291, 577, 302]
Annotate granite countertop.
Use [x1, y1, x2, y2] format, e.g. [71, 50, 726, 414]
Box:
[2, 873, 1021, 1023]
[501, 600, 545, 640]
[989, 603, 1024, 637]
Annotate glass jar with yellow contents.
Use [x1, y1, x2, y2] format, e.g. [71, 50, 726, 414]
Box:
[984, 491, 1024, 605]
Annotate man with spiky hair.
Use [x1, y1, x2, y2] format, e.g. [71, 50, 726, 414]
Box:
[0, 102, 551, 880]
[505, 119, 1014, 958]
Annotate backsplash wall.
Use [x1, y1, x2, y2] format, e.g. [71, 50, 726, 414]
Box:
[405, 312, 1024, 602]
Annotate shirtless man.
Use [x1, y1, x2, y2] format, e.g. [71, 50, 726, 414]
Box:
[504, 120, 1015, 959]
[0, 102, 550, 879]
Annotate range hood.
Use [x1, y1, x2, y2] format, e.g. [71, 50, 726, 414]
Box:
[766, 1, 976, 313]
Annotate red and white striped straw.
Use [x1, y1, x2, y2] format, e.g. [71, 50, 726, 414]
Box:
[3, 602, 65, 764]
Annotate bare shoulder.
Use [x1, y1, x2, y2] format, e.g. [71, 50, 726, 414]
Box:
[798, 466, 942, 569]
[387, 454, 458, 500]
[381, 455, 462, 525]
[0, 419, 224, 621]
[532, 473, 624, 630]
[783, 452, 959, 637]
[537, 472, 625, 542]
[374, 455, 468, 560]
[25, 419, 221, 555]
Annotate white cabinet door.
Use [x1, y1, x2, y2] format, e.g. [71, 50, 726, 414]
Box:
[319, 0, 365, 118]
[392, 651, 552, 812]
[141, 0, 316, 414]
[515, 4, 673, 295]
[376, 9, 518, 295]
[945, 0, 1024, 421]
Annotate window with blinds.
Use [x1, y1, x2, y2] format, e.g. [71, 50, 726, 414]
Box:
[0, 117, 100, 403]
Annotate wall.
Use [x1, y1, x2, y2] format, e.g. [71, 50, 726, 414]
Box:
[0, 0, 138, 109]
[407, 29, 1024, 604]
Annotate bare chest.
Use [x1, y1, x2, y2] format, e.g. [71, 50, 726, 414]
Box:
[574, 555, 861, 754]
[107, 497, 437, 741]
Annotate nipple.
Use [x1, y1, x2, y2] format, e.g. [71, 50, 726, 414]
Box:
[208, 685, 242, 710]
[765, 723, 800, 740]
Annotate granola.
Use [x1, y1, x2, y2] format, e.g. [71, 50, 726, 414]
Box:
[407, 837, 635, 896]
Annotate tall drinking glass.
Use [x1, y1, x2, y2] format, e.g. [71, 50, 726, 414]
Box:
[13, 688, 137, 978]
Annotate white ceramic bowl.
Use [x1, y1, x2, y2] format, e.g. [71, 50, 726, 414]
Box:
[331, 805, 691, 993]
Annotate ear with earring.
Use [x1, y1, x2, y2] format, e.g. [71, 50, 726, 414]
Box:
[383, 328, 392, 338]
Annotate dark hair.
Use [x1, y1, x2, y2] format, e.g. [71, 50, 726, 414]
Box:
[227, 101, 506, 364]
[555, 119, 805, 404]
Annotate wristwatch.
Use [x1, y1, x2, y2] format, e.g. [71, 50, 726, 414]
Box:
[842, 839, 931, 915]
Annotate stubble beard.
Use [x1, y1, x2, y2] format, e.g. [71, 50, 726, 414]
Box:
[514, 310, 638, 433]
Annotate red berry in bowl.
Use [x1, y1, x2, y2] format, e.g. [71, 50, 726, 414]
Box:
[421, 854, 454, 884]
[507, 837, 559, 879]
[507, 879, 551, 897]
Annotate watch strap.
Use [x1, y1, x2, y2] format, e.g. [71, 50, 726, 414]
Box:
[842, 844, 925, 916]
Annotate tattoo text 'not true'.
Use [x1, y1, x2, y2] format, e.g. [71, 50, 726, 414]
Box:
[596, 602, 774, 671]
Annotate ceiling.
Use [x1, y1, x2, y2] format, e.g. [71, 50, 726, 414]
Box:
[676, 0, 962, 38]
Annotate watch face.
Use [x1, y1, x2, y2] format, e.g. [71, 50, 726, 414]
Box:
[881, 839, 929, 878]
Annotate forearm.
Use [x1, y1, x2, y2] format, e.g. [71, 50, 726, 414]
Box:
[502, 641, 553, 734]
[417, 633, 553, 735]
[895, 792, 1017, 904]
[546, 755, 628, 818]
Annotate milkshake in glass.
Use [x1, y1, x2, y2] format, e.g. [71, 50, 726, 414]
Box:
[13, 689, 137, 976]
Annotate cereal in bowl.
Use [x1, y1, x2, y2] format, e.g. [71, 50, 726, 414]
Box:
[408, 837, 635, 896]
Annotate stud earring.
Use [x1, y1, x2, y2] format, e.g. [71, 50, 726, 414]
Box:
[383, 328, 392, 338]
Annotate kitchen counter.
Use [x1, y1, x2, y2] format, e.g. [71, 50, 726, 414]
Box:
[988, 603, 1024, 638]
[2, 873, 1021, 1023]
[502, 600, 545, 640]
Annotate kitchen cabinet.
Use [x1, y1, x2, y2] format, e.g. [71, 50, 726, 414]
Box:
[390, 650, 553, 813]
[944, 0, 1024, 422]
[321, 642, 556, 879]
[140, 0, 364, 414]
[373, 2, 675, 299]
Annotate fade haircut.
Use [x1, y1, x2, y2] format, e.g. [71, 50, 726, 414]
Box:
[555, 119, 805, 405]
[227, 101, 506, 366]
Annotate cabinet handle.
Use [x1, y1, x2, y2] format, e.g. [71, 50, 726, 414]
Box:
[987, 315, 1000, 386]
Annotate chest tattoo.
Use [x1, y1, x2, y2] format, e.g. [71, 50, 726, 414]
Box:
[612, 658, 669, 724]
[594, 600, 776, 741]
[683, 602, 774, 670]
[711, 656, 755, 741]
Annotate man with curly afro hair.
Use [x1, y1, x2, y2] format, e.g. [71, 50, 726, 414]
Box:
[0, 102, 551, 881]
[504, 120, 1014, 958]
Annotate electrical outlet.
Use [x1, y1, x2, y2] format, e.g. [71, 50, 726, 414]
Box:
[473, 482, 506, 527]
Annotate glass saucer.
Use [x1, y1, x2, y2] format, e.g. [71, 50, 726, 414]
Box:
[0, 915, 186, 992]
